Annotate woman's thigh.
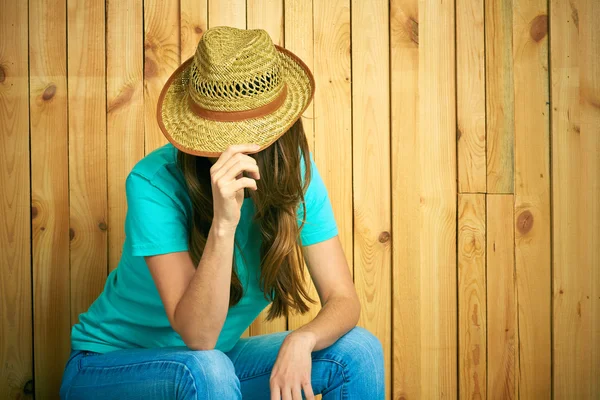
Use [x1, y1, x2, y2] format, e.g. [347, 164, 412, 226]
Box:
[225, 326, 384, 400]
[60, 347, 241, 400]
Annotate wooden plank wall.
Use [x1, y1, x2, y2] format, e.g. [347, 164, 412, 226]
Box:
[0, 0, 598, 398]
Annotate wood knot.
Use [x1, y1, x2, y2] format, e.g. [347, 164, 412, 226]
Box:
[530, 15, 548, 42]
[517, 210, 534, 234]
[31, 206, 38, 219]
[457, 127, 462, 140]
[0, 65, 5, 83]
[98, 221, 108, 231]
[42, 84, 57, 101]
[23, 379, 34, 395]
[559, 289, 564, 294]
[378, 231, 391, 243]
[194, 25, 203, 34]
[144, 57, 158, 79]
[69, 228, 75, 241]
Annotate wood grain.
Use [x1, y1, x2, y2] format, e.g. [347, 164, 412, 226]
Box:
[208, 0, 246, 29]
[458, 194, 486, 399]
[29, 0, 70, 396]
[0, 1, 32, 397]
[247, 0, 287, 336]
[144, 0, 179, 154]
[390, 0, 420, 398]
[487, 194, 517, 400]
[283, 0, 320, 332]
[313, 0, 352, 270]
[67, 0, 108, 324]
[418, 0, 457, 397]
[486, 0, 515, 193]
[551, 0, 600, 397]
[351, 0, 392, 395]
[181, 0, 207, 62]
[512, 0, 552, 396]
[107, 0, 144, 272]
[457, 0, 486, 193]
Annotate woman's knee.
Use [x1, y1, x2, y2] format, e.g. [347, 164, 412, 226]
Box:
[178, 350, 241, 399]
[325, 326, 384, 378]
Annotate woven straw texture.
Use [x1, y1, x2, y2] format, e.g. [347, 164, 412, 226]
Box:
[158, 26, 314, 156]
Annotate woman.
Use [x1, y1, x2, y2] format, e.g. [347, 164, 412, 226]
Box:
[60, 26, 384, 399]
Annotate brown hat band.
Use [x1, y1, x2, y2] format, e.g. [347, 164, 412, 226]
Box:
[187, 84, 288, 122]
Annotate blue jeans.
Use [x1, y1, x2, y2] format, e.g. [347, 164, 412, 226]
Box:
[59, 326, 384, 399]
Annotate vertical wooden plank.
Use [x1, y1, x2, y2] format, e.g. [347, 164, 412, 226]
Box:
[181, 0, 208, 61]
[351, 0, 391, 395]
[107, 0, 144, 272]
[313, 0, 352, 272]
[390, 0, 420, 398]
[419, 0, 457, 397]
[0, 0, 33, 397]
[512, 0, 551, 396]
[144, 0, 179, 154]
[247, 0, 287, 336]
[29, 0, 70, 396]
[486, 0, 514, 193]
[551, 0, 600, 398]
[284, 0, 319, 331]
[67, 0, 107, 323]
[457, 0, 486, 193]
[487, 194, 517, 400]
[208, 0, 246, 29]
[458, 194, 486, 399]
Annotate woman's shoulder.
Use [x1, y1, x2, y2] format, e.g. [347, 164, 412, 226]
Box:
[129, 143, 180, 181]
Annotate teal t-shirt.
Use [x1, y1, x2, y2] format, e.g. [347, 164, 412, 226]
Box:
[71, 143, 338, 353]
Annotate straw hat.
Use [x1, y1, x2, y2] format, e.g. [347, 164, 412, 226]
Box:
[157, 26, 315, 157]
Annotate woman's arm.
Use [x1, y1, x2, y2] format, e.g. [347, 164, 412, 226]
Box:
[145, 225, 235, 350]
[145, 144, 261, 350]
[290, 234, 361, 350]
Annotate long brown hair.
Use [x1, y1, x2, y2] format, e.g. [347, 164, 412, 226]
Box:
[177, 118, 316, 320]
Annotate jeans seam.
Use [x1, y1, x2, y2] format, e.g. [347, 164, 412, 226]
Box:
[68, 360, 199, 399]
[311, 358, 349, 384]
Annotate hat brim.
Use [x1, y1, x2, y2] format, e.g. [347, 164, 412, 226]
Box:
[156, 45, 315, 157]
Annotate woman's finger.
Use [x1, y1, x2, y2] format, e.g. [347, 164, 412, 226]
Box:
[281, 387, 293, 400]
[211, 144, 258, 172]
[292, 385, 303, 400]
[212, 153, 258, 182]
[270, 385, 280, 400]
[302, 381, 315, 400]
[225, 177, 257, 195]
[221, 159, 260, 182]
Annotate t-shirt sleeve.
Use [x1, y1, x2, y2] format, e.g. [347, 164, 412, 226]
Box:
[298, 153, 339, 246]
[125, 172, 190, 257]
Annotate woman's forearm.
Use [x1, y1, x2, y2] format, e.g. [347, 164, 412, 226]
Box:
[292, 293, 361, 352]
[174, 224, 236, 350]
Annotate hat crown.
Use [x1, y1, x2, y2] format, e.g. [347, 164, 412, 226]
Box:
[187, 26, 284, 112]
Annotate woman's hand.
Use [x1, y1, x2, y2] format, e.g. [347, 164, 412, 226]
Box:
[209, 144, 261, 233]
[270, 331, 317, 400]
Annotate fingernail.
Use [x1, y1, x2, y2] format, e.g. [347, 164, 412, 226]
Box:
[252, 144, 260, 149]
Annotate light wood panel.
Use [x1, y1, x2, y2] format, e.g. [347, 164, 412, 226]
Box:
[487, 194, 517, 399]
[208, 0, 246, 29]
[313, 0, 352, 274]
[247, 0, 287, 336]
[457, 0, 486, 193]
[486, 0, 515, 193]
[107, 0, 145, 271]
[0, 0, 32, 397]
[418, 0, 457, 397]
[284, 0, 320, 331]
[144, 0, 179, 154]
[29, 0, 70, 397]
[351, 0, 392, 395]
[67, 0, 108, 324]
[551, 0, 600, 398]
[458, 194, 486, 398]
[512, 0, 552, 397]
[390, 0, 420, 398]
[181, 0, 208, 61]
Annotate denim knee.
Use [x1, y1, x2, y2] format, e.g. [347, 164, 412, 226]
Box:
[327, 326, 384, 382]
[180, 350, 241, 399]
